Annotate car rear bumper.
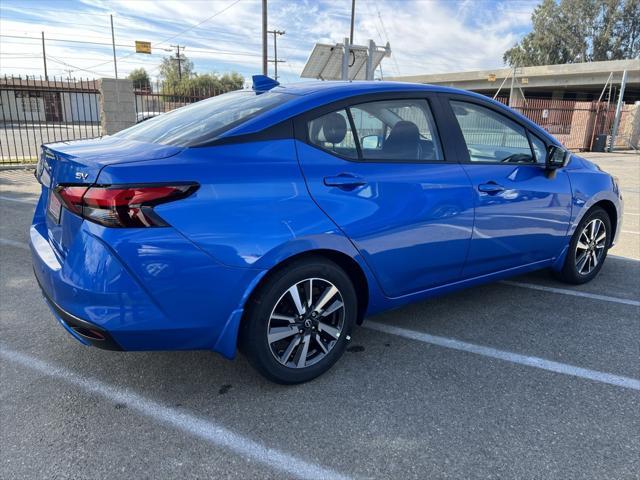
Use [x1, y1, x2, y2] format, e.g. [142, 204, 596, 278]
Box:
[34, 268, 122, 351]
[30, 218, 266, 358]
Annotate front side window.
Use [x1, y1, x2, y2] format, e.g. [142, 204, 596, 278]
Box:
[307, 109, 358, 159]
[451, 101, 535, 164]
[114, 90, 291, 147]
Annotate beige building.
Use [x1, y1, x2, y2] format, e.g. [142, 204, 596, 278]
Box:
[391, 59, 639, 151]
[390, 59, 639, 105]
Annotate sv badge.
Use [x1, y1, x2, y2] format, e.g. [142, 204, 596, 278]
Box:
[75, 172, 89, 180]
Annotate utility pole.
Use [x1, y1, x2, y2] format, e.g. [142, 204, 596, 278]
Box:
[262, 0, 268, 75]
[350, 0, 356, 44]
[267, 30, 285, 81]
[110, 14, 118, 79]
[41, 31, 48, 81]
[171, 45, 185, 80]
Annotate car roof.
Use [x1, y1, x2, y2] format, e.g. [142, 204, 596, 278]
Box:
[223, 81, 457, 137]
[270, 80, 445, 96]
[220, 80, 558, 146]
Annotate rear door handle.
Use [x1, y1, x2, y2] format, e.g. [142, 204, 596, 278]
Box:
[478, 182, 505, 194]
[323, 174, 367, 189]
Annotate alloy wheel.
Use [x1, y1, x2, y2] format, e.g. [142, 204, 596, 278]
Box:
[267, 277, 345, 369]
[575, 218, 606, 275]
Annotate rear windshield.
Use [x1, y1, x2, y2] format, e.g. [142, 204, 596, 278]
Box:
[113, 90, 290, 147]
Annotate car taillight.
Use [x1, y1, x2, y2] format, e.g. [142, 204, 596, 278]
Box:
[55, 184, 198, 227]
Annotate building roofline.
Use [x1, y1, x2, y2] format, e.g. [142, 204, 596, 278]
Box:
[389, 59, 640, 84]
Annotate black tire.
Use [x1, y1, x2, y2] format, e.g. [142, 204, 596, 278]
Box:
[555, 207, 611, 284]
[239, 257, 357, 384]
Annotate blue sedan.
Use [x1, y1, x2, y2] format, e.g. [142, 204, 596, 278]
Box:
[31, 76, 623, 383]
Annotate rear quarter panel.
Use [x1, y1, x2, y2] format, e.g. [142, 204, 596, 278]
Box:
[97, 138, 385, 313]
[98, 140, 345, 266]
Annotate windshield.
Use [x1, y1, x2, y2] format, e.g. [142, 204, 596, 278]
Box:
[114, 90, 290, 147]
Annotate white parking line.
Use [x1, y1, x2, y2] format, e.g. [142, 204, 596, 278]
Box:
[609, 254, 640, 263]
[365, 322, 640, 391]
[0, 347, 353, 480]
[621, 230, 640, 235]
[501, 281, 640, 307]
[0, 238, 29, 251]
[0, 195, 37, 205]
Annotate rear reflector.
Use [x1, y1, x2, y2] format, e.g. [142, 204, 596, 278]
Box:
[55, 184, 198, 227]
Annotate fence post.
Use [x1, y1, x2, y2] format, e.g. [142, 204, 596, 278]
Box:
[98, 78, 136, 135]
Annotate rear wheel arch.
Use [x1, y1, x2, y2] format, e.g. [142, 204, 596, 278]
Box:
[242, 249, 369, 330]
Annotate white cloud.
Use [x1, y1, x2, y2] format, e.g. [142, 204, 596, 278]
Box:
[0, 0, 537, 82]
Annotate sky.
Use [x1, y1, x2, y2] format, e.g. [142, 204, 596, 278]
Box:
[0, 0, 539, 84]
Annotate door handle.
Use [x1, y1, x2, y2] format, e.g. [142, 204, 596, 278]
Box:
[323, 174, 367, 189]
[478, 182, 505, 194]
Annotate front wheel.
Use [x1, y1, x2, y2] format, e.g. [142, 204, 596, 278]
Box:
[555, 207, 611, 284]
[240, 257, 357, 384]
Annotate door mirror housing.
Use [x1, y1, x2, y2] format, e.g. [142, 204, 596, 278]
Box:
[361, 135, 381, 149]
[546, 145, 569, 170]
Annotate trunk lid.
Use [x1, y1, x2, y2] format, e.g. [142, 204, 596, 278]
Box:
[36, 137, 183, 259]
[37, 137, 183, 187]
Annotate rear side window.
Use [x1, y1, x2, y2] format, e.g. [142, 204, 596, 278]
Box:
[114, 90, 291, 147]
[350, 99, 443, 161]
[451, 101, 535, 164]
[307, 109, 358, 159]
[307, 98, 443, 162]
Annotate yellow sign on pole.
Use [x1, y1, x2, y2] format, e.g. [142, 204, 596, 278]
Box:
[135, 41, 152, 54]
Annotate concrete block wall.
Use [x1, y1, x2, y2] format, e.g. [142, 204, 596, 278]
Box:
[98, 78, 136, 135]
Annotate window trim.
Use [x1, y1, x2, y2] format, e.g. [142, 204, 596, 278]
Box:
[295, 92, 449, 164]
[527, 130, 549, 164]
[304, 108, 360, 161]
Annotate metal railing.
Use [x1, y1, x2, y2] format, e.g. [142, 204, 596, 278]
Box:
[496, 96, 636, 151]
[0, 75, 101, 165]
[134, 81, 232, 120]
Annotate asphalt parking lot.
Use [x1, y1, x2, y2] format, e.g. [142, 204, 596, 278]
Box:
[1, 152, 638, 479]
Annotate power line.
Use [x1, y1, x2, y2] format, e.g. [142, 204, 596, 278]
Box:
[267, 30, 285, 81]
[373, 1, 400, 76]
[86, 0, 242, 71]
[0, 34, 261, 56]
[153, 0, 242, 48]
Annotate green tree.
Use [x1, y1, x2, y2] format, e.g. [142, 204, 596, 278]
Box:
[504, 0, 640, 66]
[159, 54, 194, 90]
[158, 52, 244, 96]
[128, 68, 151, 91]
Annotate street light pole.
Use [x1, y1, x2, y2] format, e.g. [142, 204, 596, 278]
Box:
[110, 14, 118, 79]
[350, 0, 356, 44]
[41, 31, 48, 81]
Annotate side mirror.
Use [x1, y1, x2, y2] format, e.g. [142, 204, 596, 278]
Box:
[361, 135, 381, 149]
[546, 145, 568, 170]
